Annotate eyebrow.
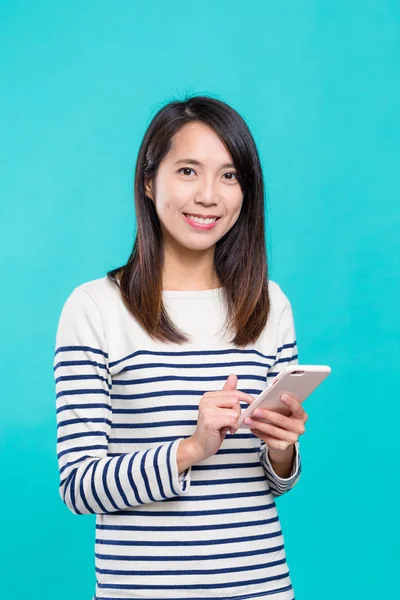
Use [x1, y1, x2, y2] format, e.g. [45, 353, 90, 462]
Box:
[174, 158, 236, 169]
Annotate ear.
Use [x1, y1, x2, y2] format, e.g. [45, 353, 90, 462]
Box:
[144, 176, 154, 200]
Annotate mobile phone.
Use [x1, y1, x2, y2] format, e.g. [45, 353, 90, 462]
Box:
[236, 364, 331, 430]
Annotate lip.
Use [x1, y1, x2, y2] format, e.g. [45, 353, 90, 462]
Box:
[182, 213, 221, 230]
[184, 213, 220, 218]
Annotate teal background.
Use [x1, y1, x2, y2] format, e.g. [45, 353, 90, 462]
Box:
[1, 1, 399, 598]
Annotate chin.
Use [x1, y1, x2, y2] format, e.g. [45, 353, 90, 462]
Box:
[181, 240, 217, 251]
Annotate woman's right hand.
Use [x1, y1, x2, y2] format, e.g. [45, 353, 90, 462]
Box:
[177, 374, 255, 471]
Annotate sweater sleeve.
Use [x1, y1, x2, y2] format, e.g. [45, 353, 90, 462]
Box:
[259, 293, 302, 497]
[54, 286, 191, 515]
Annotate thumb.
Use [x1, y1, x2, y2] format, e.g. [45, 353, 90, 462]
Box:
[222, 373, 238, 391]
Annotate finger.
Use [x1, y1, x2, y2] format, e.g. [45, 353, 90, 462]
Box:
[260, 434, 292, 453]
[281, 393, 307, 419]
[222, 373, 237, 391]
[209, 390, 256, 404]
[235, 391, 256, 405]
[220, 426, 230, 439]
[245, 418, 299, 444]
[252, 408, 305, 435]
[245, 428, 291, 451]
[210, 411, 240, 431]
[203, 396, 241, 410]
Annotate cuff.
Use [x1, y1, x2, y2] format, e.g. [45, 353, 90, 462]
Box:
[261, 441, 301, 495]
[168, 438, 192, 495]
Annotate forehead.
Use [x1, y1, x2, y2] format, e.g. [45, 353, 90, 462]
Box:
[167, 122, 232, 162]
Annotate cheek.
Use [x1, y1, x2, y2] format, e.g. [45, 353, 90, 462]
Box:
[230, 193, 244, 220]
[156, 180, 189, 215]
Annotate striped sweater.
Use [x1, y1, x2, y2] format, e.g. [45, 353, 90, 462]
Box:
[54, 276, 301, 600]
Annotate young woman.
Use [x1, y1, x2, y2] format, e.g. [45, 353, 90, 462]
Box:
[54, 95, 308, 600]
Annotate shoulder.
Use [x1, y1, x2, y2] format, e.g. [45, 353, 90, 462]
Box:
[63, 275, 118, 306]
[268, 279, 292, 311]
[78, 275, 116, 301]
[58, 276, 120, 323]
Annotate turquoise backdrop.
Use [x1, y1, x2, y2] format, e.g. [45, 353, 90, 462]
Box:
[1, 1, 399, 598]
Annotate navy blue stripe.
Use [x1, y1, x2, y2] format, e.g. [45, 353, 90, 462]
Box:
[275, 354, 298, 366]
[112, 374, 267, 386]
[62, 471, 72, 504]
[191, 476, 266, 486]
[277, 342, 297, 353]
[95, 544, 284, 562]
[192, 462, 260, 471]
[109, 347, 276, 369]
[58, 444, 108, 459]
[68, 470, 80, 514]
[139, 449, 157, 502]
[54, 360, 108, 372]
[96, 530, 282, 547]
[111, 420, 196, 429]
[111, 404, 248, 415]
[59, 455, 92, 475]
[106, 448, 259, 458]
[55, 344, 108, 358]
[127, 452, 143, 504]
[163, 490, 269, 502]
[102, 459, 120, 511]
[80, 460, 97, 513]
[216, 448, 259, 455]
[109, 435, 179, 444]
[95, 556, 286, 576]
[58, 418, 112, 429]
[62, 471, 70, 503]
[96, 516, 279, 533]
[111, 388, 262, 401]
[267, 482, 280, 496]
[166, 441, 178, 495]
[108, 433, 255, 444]
[116, 501, 275, 517]
[90, 461, 108, 512]
[56, 388, 109, 399]
[55, 374, 111, 388]
[114, 454, 130, 507]
[153, 445, 166, 499]
[57, 403, 111, 414]
[58, 431, 107, 444]
[98, 572, 290, 591]
[114, 361, 272, 377]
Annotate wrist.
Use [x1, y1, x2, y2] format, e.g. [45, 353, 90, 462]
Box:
[268, 444, 295, 464]
[177, 437, 204, 474]
[267, 444, 295, 479]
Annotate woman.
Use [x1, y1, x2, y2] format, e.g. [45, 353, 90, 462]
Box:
[54, 95, 308, 600]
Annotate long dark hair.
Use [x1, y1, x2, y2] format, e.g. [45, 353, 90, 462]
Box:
[107, 94, 270, 347]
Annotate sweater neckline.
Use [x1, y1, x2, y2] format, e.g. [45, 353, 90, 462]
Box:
[162, 287, 224, 299]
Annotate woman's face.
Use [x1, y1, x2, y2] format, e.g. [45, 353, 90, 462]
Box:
[144, 121, 244, 253]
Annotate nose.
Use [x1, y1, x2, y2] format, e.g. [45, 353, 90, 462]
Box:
[194, 180, 219, 206]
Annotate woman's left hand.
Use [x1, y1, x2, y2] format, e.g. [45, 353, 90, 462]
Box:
[242, 393, 308, 452]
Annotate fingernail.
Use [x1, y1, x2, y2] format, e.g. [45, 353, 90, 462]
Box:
[253, 409, 262, 417]
[281, 394, 289, 403]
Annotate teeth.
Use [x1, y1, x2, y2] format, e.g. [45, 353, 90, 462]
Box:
[185, 214, 218, 224]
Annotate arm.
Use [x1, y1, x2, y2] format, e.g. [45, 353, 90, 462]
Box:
[259, 294, 302, 497]
[54, 286, 191, 515]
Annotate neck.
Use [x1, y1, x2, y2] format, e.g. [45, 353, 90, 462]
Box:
[161, 241, 220, 291]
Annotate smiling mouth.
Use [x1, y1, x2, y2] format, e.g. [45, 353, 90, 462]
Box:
[183, 213, 221, 223]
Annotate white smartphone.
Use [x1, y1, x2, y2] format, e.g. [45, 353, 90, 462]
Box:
[236, 364, 331, 430]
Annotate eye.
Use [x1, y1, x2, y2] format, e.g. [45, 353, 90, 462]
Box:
[223, 172, 238, 181]
[178, 167, 196, 176]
